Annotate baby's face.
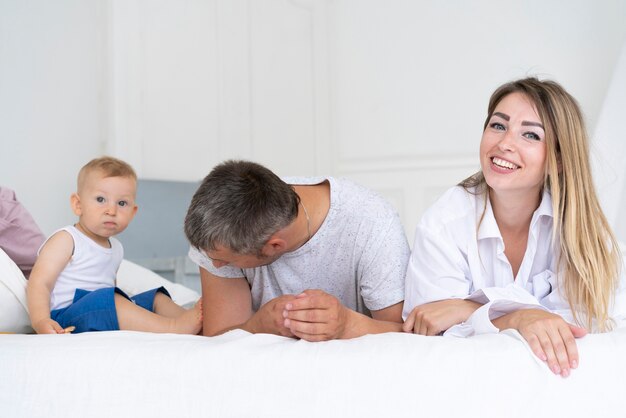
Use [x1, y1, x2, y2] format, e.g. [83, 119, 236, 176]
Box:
[74, 171, 137, 245]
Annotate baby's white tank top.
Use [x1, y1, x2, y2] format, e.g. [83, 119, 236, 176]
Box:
[47, 225, 123, 310]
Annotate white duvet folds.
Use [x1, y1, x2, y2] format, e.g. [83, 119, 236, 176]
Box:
[2, 326, 626, 418]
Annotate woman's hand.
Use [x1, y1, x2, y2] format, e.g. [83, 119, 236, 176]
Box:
[493, 309, 587, 377]
[403, 299, 482, 335]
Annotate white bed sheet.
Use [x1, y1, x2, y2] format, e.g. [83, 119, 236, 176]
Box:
[2, 326, 626, 418]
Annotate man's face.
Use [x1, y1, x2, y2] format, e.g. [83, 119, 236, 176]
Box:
[204, 244, 281, 269]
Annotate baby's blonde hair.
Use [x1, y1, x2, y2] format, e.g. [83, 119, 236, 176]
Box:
[77, 156, 137, 193]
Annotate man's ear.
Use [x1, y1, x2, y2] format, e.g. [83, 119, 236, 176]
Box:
[261, 237, 287, 257]
[70, 193, 82, 216]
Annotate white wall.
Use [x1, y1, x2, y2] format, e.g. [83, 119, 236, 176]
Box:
[327, 0, 626, 239]
[593, 42, 626, 242]
[2, 0, 626, 243]
[0, 1, 108, 234]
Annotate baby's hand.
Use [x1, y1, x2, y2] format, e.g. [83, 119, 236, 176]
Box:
[32, 318, 65, 334]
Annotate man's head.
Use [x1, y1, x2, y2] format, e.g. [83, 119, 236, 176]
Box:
[184, 160, 299, 261]
[71, 156, 138, 241]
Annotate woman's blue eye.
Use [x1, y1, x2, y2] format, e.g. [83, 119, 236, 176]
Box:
[96, 196, 105, 203]
[490, 122, 505, 131]
[524, 132, 540, 141]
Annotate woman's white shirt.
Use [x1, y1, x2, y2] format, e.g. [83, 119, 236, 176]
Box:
[403, 186, 626, 336]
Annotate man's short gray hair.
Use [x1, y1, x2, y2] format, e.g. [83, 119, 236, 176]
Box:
[184, 160, 300, 255]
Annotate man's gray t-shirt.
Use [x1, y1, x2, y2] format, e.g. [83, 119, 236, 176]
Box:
[188, 177, 410, 315]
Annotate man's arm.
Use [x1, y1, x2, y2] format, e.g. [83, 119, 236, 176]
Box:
[282, 290, 403, 341]
[199, 268, 252, 336]
[352, 300, 404, 335]
[199, 268, 296, 337]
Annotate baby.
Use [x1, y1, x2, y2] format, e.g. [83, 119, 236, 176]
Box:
[27, 156, 202, 334]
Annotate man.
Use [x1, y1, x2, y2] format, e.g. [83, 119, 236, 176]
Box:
[185, 160, 410, 341]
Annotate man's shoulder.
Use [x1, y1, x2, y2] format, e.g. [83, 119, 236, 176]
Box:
[332, 178, 399, 221]
[187, 246, 247, 278]
[282, 176, 396, 218]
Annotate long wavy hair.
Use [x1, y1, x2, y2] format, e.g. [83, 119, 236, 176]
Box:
[460, 77, 621, 331]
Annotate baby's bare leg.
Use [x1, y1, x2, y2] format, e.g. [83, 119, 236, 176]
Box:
[114, 293, 202, 334]
[153, 292, 185, 318]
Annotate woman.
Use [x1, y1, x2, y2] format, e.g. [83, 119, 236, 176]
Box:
[402, 77, 624, 378]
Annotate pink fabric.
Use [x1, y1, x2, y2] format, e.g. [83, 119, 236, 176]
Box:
[0, 187, 45, 278]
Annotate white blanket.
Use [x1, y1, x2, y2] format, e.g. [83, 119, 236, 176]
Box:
[2, 327, 626, 418]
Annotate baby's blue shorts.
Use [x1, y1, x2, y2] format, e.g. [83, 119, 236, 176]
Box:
[50, 286, 171, 333]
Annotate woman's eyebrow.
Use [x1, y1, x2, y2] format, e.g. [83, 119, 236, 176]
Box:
[492, 111, 509, 121]
[493, 111, 544, 129]
[522, 120, 544, 129]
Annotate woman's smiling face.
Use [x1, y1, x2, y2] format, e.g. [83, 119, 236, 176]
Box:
[480, 92, 547, 198]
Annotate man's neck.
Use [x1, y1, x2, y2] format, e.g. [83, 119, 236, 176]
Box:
[284, 182, 330, 251]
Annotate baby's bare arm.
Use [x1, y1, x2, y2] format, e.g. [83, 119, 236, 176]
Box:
[27, 231, 73, 334]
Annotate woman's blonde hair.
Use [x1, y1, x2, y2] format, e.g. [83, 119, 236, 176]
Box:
[461, 77, 621, 331]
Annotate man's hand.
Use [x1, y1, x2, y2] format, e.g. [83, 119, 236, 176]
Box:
[493, 309, 587, 378]
[282, 289, 351, 341]
[402, 299, 482, 335]
[244, 294, 299, 337]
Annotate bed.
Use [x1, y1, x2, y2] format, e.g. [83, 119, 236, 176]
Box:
[2, 248, 626, 418]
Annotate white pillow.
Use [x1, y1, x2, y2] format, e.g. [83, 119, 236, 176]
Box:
[117, 259, 200, 308]
[0, 248, 33, 333]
